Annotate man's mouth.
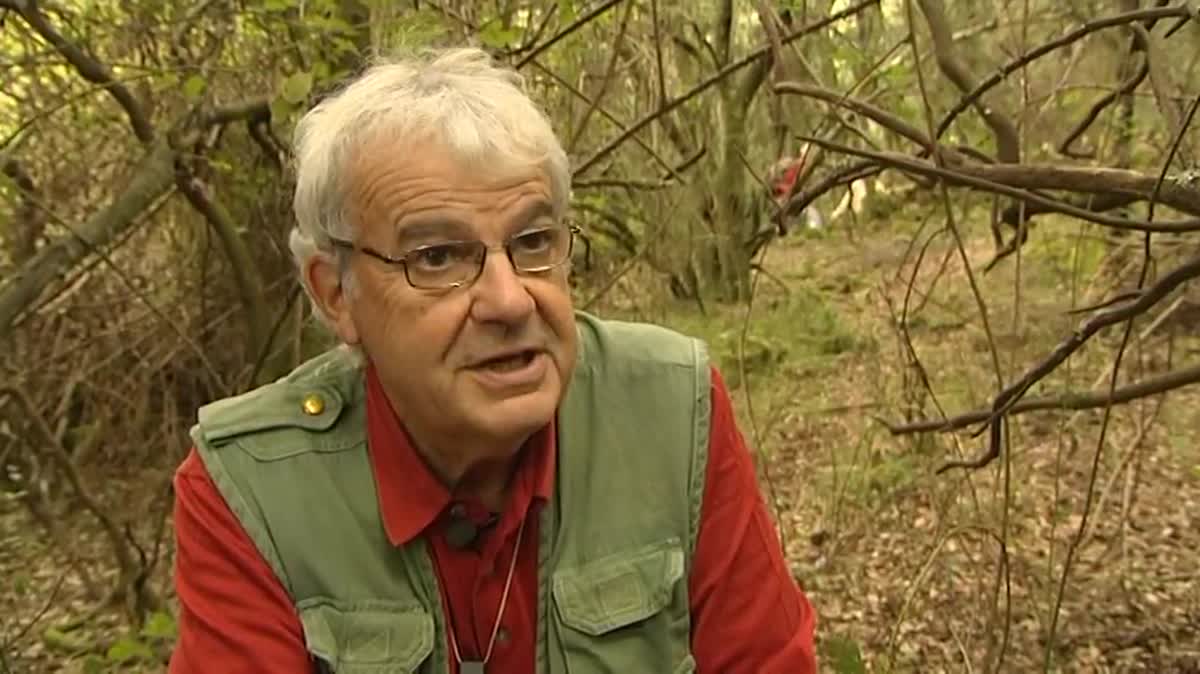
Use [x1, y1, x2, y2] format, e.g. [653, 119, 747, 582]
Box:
[474, 350, 539, 372]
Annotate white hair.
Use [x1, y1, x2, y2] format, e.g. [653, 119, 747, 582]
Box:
[288, 47, 571, 316]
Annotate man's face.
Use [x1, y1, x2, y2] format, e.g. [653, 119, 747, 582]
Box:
[320, 139, 578, 451]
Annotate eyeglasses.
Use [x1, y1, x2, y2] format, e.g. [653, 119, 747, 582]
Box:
[327, 224, 580, 290]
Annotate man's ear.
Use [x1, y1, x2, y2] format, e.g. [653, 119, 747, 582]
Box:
[304, 252, 360, 345]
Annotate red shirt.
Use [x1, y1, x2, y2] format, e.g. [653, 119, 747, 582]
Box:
[169, 366, 817, 673]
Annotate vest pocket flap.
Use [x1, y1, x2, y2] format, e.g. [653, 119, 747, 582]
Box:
[299, 598, 433, 672]
[552, 538, 685, 636]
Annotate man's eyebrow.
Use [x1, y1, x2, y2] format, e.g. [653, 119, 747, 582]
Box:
[508, 200, 556, 229]
[391, 200, 557, 244]
[392, 217, 473, 245]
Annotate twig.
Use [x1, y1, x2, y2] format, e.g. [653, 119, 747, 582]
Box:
[4, 168, 226, 389]
[1, 568, 70, 655]
[774, 81, 933, 149]
[0, 387, 145, 623]
[796, 136, 1200, 232]
[174, 168, 268, 357]
[8, 0, 154, 143]
[574, 0, 881, 177]
[1058, 51, 1148, 158]
[1083, 400, 1160, 552]
[884, 360, 1200, 435]
[527, 61, 681, 179]
[246, 282, 303, 387]
[935, 5, 1194, 141]
[650, 0, 666, 106]
[514, 0, 623, 68]
[565, 0, 632, 154]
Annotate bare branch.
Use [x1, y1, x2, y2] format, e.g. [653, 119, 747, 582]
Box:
[917, 0, 1019, 163]
[937, 251, 1200, 472]
[881, 362, 1200, 434]
[1, 156, 43, 264]
[574, 0, 881, 177]
[565, 0, 633, 154]
[514, 0, 624, 68]
[952, 163, 1200, 217]
[797, 136, 1200, 232]
[201, 97, 271, 127]
[936, 5, 1194, 142]
[1058, 42, 1148, 158]
[0, 386, 148, 617]
[572, 177, 672, 191]
[0, 142, 177, 339]
[774, 81, 933, 149]
[8, 0, 155, 144]
[175, 169, 269, 358]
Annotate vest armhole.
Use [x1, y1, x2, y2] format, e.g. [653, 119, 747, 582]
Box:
[192, 435, 297, 598]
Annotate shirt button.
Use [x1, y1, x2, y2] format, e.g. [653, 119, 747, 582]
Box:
[496, 626, 511, 644]
[449, 503, 466, 518]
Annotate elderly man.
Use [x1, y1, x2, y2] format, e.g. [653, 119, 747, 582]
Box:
[169, 47, 817, 673]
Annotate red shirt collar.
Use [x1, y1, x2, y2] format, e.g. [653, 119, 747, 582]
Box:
[363, 364, 556, 547]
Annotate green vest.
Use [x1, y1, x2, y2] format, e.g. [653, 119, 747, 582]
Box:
[191, 312, 711, 674]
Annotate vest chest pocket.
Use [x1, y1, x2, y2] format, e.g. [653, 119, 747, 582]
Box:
[552, 539, 695, 674]
[298, 598, 434, 673]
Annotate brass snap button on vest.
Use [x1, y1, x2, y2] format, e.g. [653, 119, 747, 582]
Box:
[301, 393, 326, 416]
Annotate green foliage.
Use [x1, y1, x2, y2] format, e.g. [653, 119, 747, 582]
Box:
[478, 21, 521, 49]
[10, 571, 30, 596]
[105, 635, 154, 664]
[557, 0, 579, 23]
[281, 71, 314, 105]
[141, 611, 178, 641]
[1024, 224, 1109, 287]
[73, 611, 178, 672]
[824, 634, 867, 674]
[182, 75, 208, 101]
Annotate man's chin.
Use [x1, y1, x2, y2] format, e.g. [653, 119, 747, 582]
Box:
[471, 390, 558, 439]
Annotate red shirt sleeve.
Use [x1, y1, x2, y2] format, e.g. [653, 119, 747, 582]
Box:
[169, 449, 311, 673]
[688, 367, 819, 673]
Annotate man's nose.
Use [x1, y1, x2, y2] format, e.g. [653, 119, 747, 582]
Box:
[468, 249, 536, 325]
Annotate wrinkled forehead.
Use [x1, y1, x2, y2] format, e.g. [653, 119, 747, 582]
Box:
[344, 136, 557, 240]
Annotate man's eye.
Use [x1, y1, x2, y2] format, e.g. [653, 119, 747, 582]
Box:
[512, 229, 554, 253]
[410, 244, 463, 270]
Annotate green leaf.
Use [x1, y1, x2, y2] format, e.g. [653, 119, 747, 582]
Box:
[478, 21, 520, 49]
[156, 73, 180, 92]
[557, 0, 578, 23]
[270, 98, 295, 123]
[263, 0, 292, 10]
[281, 71, 314, 105]
[313, 60, 332, 82]
[182, 74, 207, 100]
[106, 636, 153, 663]
[140, 611, 177, 641]
[825, 635, 866, 674]
[81, 655, 106, 674]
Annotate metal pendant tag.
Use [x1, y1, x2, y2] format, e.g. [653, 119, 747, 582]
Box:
[460, 661, 485, 674]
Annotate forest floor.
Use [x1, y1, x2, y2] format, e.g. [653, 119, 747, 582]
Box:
[3, 203, 1199, 673]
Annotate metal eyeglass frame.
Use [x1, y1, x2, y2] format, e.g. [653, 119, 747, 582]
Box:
[326, 224, 582, 290]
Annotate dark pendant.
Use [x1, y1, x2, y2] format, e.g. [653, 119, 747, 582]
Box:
[445, 517, 479, 549]
[460, 661, 485, 674]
